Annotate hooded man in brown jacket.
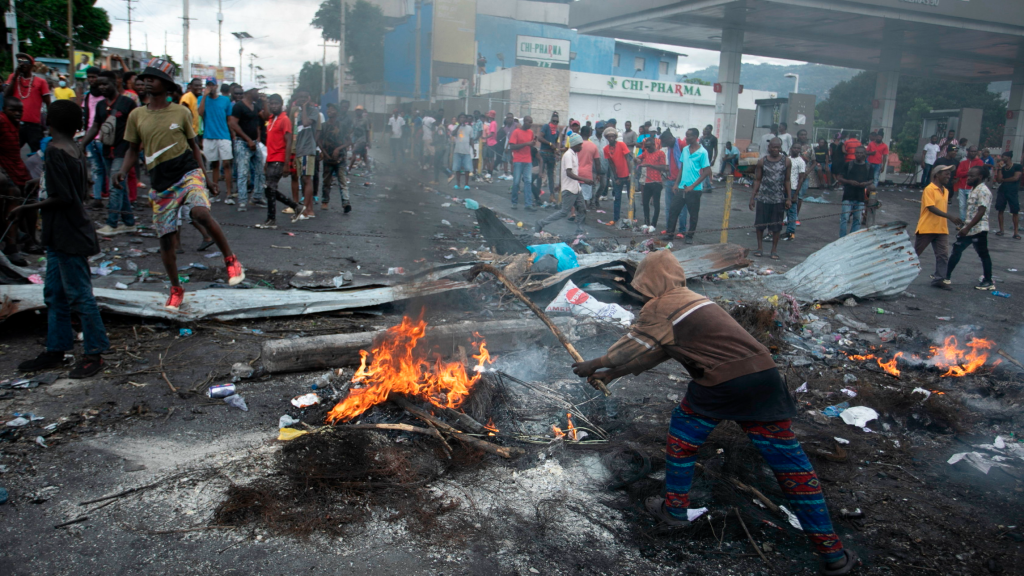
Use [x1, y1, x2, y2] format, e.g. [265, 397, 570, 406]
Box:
[572, 250, 857, 575]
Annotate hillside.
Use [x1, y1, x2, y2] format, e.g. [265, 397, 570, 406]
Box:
[685, 63, 859, 101]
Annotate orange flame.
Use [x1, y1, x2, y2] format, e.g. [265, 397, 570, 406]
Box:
[566, 413, 578, 441]
[929, 336, 994, 377]
[877, 352, 903, 377]
[484, 417, 498, 436]
[552, 425, 565, 439]
[325, 316, 494, 424]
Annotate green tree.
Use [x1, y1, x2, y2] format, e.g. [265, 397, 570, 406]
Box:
[311, 0, 385, 85]
[6, 0, 111, 71]
[816, 70, 1007, 153]
[296, 61, 339, 100]
[895, 98, 930, 172]
[683, 78, 711, 86]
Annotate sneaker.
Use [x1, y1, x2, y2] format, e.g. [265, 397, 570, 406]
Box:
[931, 279, 952, 291]
[291, 213, 310, 223]
[197, 239, 216, 251]
[975, 280, 996, 290]
[343, 204, 352, 214]
[464, 185, 471, 190]
[237, 204, 247, 212]
[525, 206, 537, 212]
[252, 199, 267, 207]
[454, 184, 460, 190]
[224, 197, 236, 205]
[782, 232, 795, 241]
[255, 220, 277, 229]
[165, 285, 185, 310]
[796, 220, 801, 226]
[225, 255, 245, 286]
[96, 224, 124, 236]
[17, 350, 66, 372]
[282, 207, 295, 214]
[68, 356, 104, 379]
[511, 204, 519, 210]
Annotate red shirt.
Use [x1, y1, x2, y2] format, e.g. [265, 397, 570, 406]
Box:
[508, 127, 534, 164]
[955, 158, 984, 191]
[604, 141, 631, 178]
[639, 149, 666, 183]
[576, 141, 599, 180]
[5, 74, 50, 125]
[265, 112, 293, 163]
[0, 113, 30, 186]
[866, 141, 889, 165]
[844, 138, 862, 162]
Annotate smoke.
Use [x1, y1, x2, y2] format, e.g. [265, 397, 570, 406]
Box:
[492, 347, 551, 383]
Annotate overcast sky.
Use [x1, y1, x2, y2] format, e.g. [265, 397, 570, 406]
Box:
[94, 0, 805, 96]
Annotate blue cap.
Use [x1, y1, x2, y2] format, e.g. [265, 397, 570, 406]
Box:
[595, 120, 606, 130]
[606, 118, 617, 125]
[205, 76, 218, 86]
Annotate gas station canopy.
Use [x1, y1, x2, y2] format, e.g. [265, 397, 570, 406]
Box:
[569, 0, 1024, 83]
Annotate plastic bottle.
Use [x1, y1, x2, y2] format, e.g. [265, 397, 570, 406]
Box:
[875, 308, 894, 315]
[992, 291, 1011, 298]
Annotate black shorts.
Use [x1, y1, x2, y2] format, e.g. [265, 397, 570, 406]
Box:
[995, 188, 1020, 214]
[755, 200, 786, 233]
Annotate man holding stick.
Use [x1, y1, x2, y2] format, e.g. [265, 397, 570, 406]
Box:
[571, 250, 858, 576]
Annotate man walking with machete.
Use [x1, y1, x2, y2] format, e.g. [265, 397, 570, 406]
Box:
[571, 250, 858, 576]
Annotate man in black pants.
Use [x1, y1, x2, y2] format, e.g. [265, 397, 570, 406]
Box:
[946, 165, 995, 290]
[257, 94, 301, 229]
[664, 128, 712, 243]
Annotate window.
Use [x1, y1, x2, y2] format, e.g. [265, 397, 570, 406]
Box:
[634, 57, 645, 71]
[659, 61, 670, 75]
[613, 53, 620, 67]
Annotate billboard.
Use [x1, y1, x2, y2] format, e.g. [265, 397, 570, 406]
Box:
[516, 36, 570, 70]
[74, 51, 94, 79]
[189, 63, 236, 84]
[432, 0, 476, 66]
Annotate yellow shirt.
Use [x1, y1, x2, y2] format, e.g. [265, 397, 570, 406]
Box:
[53, 86, 76, 100]
[179, 91, 200, 133]
[917, 183, 950, 235]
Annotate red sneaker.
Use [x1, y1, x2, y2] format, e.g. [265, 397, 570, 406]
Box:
[165, 285, 185, 310]
[225, 255, 245, 286]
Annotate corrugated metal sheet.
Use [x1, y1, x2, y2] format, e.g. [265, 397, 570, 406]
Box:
[766, 221, 921, 301]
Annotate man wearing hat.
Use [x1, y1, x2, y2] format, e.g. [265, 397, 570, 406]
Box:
[915, 163, 963, 290]
[114, 58, 246, 310]
[3, 53, 51, 152]
[535, 134, 591, 236]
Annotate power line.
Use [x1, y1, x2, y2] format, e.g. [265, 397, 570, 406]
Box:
[16, 11, 104, 54]
[114, 0, 143, 63]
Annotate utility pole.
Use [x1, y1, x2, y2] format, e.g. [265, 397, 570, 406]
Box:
[321, 40, 327, 99]
[413, 0, 421, 100]
[338, 0, 346, 94]
[7, 0, 20, 71]
[67, 0, 73, 76]
[182, 0, 191, 82]
[217, 0, 223, 67]
[116, 0, 141, 65]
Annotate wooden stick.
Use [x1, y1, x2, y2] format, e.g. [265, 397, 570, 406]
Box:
[393, 397, 525, 459]
[468, 264, 610, 396]
[694, 462, 781, 515]
[339, 422, 453, 457]
[733, 507, 771, 567]
[54, 516, 89, 529]
[162, 372, 177, 393]
[998, 349, 1024, 370]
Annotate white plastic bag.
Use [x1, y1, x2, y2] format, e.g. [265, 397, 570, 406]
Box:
[545, 280, 634, 327]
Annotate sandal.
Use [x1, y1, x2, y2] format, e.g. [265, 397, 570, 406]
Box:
[644, 496, 690, 527]
[995, 231, 1004, 236]
[1014, 234, 1022, 240]
[822, 549, 859, 576]
[770, 252, 780, 260]
[753, 250, 763, 257]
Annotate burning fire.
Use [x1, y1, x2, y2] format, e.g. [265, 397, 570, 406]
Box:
[551, 414, 579, 441]
[484, 417, 499, 436]
[843, 336, 995, 378]
[552, 425, 565, 439]
[929, 336, 994, 377]
[566, 413, 578, 441]
[325, 316, 494, 424]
